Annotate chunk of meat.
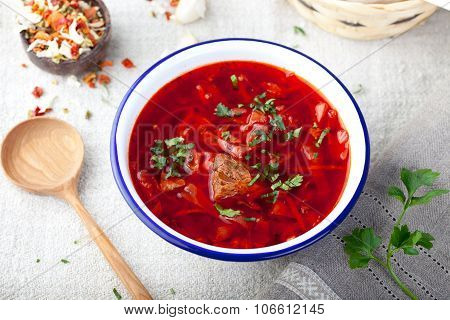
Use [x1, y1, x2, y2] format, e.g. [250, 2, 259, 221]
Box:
[210, 154, 251, 200]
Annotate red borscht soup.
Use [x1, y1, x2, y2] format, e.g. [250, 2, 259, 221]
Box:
[129, 61, 350, 249]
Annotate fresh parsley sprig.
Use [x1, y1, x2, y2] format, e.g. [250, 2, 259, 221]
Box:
[343, 168, 448, 299]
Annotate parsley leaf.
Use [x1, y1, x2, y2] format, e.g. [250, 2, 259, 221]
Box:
[390, 225, 435, 255]
[215, 103, 234, 117]
[410, 189, 449, 206]
[343, 228, 381, 269]
[61, 259, 70, 264]
[214, 204, 241, 218]
[388, 186, 406, 203]
[400, 168, 440, 197]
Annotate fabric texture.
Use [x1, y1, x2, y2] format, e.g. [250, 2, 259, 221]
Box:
[0, 0, 449, 299]
[260, 104, 450, 300]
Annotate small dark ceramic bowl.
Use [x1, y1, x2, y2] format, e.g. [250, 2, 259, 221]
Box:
[20, 0, 111, 75]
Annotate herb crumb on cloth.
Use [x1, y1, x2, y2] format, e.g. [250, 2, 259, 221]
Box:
[113, 288, 122, 300]
[294, 25, 306, 36]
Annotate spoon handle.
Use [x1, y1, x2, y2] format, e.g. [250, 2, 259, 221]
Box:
[65, 192, 152, 300]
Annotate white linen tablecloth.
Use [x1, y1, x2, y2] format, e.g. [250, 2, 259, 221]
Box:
[0, 0, 449, 299]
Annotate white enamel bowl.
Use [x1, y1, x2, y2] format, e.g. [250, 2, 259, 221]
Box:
[110, 38, 370, 261]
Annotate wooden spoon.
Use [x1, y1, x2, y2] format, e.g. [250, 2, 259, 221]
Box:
[0, 117, 152, 300]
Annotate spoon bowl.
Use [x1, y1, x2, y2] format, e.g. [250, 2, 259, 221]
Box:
[1, 117, 151, 300]
[1, 117, 84, 195]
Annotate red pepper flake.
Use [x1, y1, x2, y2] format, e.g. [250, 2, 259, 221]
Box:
[121, 58, 135, 68]
[32, 86, 44, 98]
[21, 63, 28, 68]
[99, 60, 113, 69]
[170, 0, 180, 7]
[83, 72, 97, 88]
[98, 74, 111, 85]
[29, 106, 52, 117]
[164, 11, 172, 21]
[71, 44, 80, 59]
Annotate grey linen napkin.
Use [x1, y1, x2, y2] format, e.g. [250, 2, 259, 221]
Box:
[258, 105, 450, 300]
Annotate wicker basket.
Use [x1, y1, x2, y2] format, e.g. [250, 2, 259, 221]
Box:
[287, 0, 437, 40]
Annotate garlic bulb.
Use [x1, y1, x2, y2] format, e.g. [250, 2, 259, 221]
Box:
[175, 0, 206, 24]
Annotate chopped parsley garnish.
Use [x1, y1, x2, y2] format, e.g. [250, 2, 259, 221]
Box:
[270, 114, 286, 131]
[61, 259, 69, 264]
[150, 140, 167, 170]
[279, 174, 303, 191]
[261, 190, 280, 203]
[150, 137, 195, 179]
[294, 25, 306, 36]
[214, 204, 241, 218]
[244, 217, 257, 222]
[313, 152, 318, 159]
[315, 128, 330, 148]
[215, 103, 234, 117]
[165, 137, 184, 147]
[169, 288, 176, 296]
[85, 110, 92, 119]
[230, 74, 238, 89]
[245, 154, 251, 161]
[221, 131, 231, 141]
[248, 173, 261, 186]
[271, 180, 283, 190]
[250, 94, 277, 114]
[250, 163, 262, 170]
[36, 259, 40, 263]
[249, 130, 271, 146]
[263, 162, 280, 182]
[285, 127, 302, 141]
[270, 174, 303, 192]
[113, 288, 122, 300]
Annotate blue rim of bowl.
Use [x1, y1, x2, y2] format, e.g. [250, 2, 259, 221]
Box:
[110, 38, 370, 262]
